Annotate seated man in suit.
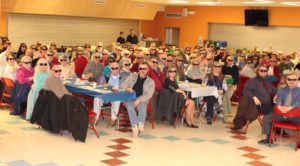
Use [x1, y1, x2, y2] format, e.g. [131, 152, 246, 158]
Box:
[259, 72, 300, 149]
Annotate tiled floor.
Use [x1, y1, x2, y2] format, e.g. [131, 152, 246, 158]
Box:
[0, 105, 299, 166]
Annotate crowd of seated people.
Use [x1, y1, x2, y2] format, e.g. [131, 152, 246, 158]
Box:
[1, 38, 300, 147]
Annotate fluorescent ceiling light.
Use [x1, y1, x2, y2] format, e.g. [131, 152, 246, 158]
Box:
[244, 1, 274, 4]
[282, 2, 300, 6]
[196, 1, 220, 5]
[168, 0, 189, 4]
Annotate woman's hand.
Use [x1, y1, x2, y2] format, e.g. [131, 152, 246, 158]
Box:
[253, 96, 261, 106]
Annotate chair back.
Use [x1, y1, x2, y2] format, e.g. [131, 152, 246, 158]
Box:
[1, 77, 14, 89]
[236, 75, 250, 99]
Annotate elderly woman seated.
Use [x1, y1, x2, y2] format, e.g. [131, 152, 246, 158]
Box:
[83, 52, 104, 81]
[157, 66, 198, 128]
[10, 56, 34, 115]
[26, 58, 50, 120]
[59, 55, 76, 79]
[43, 65, 71, 99]
[186, 59, 206, 84]
[3, 53, 19, 81]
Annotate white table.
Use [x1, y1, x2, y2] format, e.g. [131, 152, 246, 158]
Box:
[178, 82, 218, 98]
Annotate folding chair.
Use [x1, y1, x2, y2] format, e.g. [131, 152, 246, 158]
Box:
[244, 112, 263, 134]
[269, 106, 300, 151]
[0, 77, 14, 111]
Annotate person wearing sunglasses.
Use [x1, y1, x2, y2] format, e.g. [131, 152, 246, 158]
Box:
[175, 56, 186, 81]
[266, 57, 280, 87]
[26, 58, 50, 120]
[130, 53, 144, 73]
[259, 72, 300, 147]
[232, 65, 277, 130]
[237, 54, 246, 70]
[222, 56, 239, 122]
[278, 55, 291, 74]
[158, 66, 198, 128]
[3, 53, 19, 81]
[45, 51, 58, 68]
[0, 39, 11, 54]
[10, 56, 34, 115]
[121, 62, 154, 138]
[119, 59, 132, 84]
[16, 43, 27, 60]
[187, 59, 205, 84]
[119, 50, 131, 66]
[50, 42, 57, 52]
[83, 52, 104, 82]
[59, 55, 76, 79]
[240, 58, 255, 78]
[74, 46, 88, 78]
[43, 65, 71, 99]
[204, 61, 227, 125]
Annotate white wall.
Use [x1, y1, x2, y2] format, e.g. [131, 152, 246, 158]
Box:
[208, 23, 300, 54]
[8, 13, 139, 47]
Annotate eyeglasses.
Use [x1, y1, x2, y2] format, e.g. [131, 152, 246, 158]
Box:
[259, 69, 268, 72]
[167, 60, 173, 62]
[270, 60, 276, 62]
[7, 42, 11, 45]
[168, 70, 176, 73]
[102, 53, 108, 55]
[137, 57, 143, 59]
[145, 54, 150, 56]
[152, 61, 158, 64]
[8, 58, 15, 61]
[39, 63, 48, 66]
[111, 67, 119, 70]
[192, 63, 199, 66]
[177, 60, 183, 62]
[287, 78, 297, 82]
[139, 68, 148, 71]
[94, 56, 101, 59]
[51, 45, 56, 47]
[282, 58, 287, 60]
[158, 53, 163, 54]
[21, 45, 27, 48]
[214, 65, 222, 68]
[47, 54, 53, 57]
[207, 58, 213, 61]
[227, 59, 233, 61]
[53, 69, 62, 73]
[247, 62, 252, 64]
[60, 59, 67, 62]
[124, 64, 131, 66]
[109, 61, 114, 63]
[124, 54, 129, 56]
[23, 62, 32, 64]
[97, 46, 103, 48]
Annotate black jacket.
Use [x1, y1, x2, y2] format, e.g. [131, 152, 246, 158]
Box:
[126, 35, 138, 44]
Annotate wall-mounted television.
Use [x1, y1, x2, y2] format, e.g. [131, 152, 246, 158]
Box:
[245, 9, 269, 27]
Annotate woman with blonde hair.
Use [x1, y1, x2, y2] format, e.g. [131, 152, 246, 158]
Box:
[3, 53, 19, 81]
[59, 54, 76, 79]
[26, 58, 50, 120]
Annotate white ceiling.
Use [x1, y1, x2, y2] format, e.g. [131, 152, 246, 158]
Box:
[131, 0, 300, 6]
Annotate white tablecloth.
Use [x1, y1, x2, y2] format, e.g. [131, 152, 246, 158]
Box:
[178, 82, 219, 98]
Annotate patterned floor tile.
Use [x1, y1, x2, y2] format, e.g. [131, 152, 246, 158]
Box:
[242, 153, 266, 160]
[21, 127, 39, 131]
[210, 139, 230, 145]
[247, 160, 272, 166]
[6, 160, 31, 166]
[231, 135, 248, 140]
[139, 134, 157, 140]
[260, 143, 280, 148]
[186, 137, 205, 143]
[101, 158, 127, 166]
[35, 162, 60, 166]
[100, 131, 109, 136]
[238, 146, 260, 153]
[5, 121, 23, 125]
[0, 129, 10, 134]
[161, 136, 181, 141]
[111, 138, 132, 144]
[107, 144, 130, 151]
[105, 151, 129, 158]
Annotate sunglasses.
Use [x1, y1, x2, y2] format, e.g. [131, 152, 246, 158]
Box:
[137, 57, 143, 59]
[60, 59, 67, 62]
[139, 68, 148, 71]
[207, 58, 213, 61]
[42, 48, 47, 51]
[167, 60, 173, 62]
[145, 54, 150, 56]
[270, 60, 276, 62]
[177, 60, 183, 62]
[282, 58, 287, 60]
[124, 54, 129, 56]
[7, 43, 12, 45]
[152, 61, 158, 64]
[162, 58, 166, 60]
[227, 59, 233, 61]
[109, 61, 114, 63]
[94, 56, 101, 59]
[8, 58, 15, 60]
[47, 54, 53, 56]
[259, 69, 268, 72]
[54, 69, 62, 73]
[168, 70, 176, 73]
[111, 67, 119, 70]
[39, 63, 48, 66]
[158, 53, 163, 54]
[51, 45, 56, 47]
[124, 64, 131, 66]
[97, 46, 103, 48]
[214, 65, 222, 68]
[192, 63, 199, 66]
[102, 53, 108, 55]
[247, 62, 252, 64]
[23, 61, 32, 64]
[287, 78, 297, 82]
[21, 45, 27, 48]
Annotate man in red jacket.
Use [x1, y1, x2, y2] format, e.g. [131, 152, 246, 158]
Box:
[147, 56, 165, 119]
